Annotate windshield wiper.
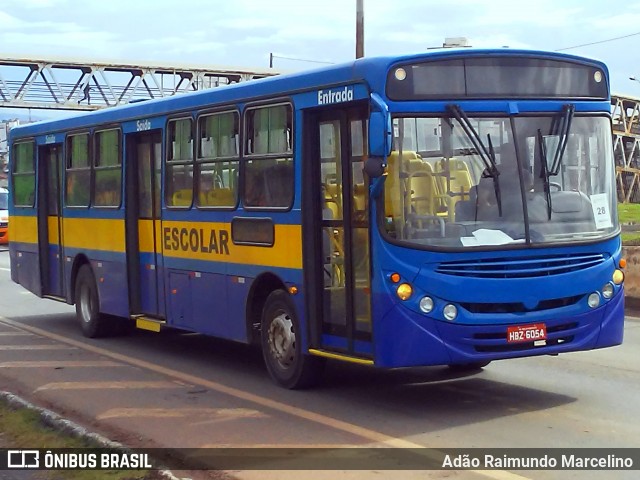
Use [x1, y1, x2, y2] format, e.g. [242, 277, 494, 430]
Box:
[447, 104, 502, 216]
[538, 104, 575, 219]
[550, 104, 574, 175]
[537, 129, 553, 220]
[485, 133, 502, 217]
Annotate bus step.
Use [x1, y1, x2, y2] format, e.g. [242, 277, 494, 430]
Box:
[133, 316, 166, 333]
[308, 348, 374, 365]
[43, 295, 66, 302]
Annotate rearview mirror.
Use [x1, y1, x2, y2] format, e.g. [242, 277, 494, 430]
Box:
[364, 157, 386, 178]
[369, 93, 392, 158]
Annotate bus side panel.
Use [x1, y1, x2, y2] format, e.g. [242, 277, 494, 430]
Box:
[191, 271, 228, 336]
[91, 255, 130, 319]
[45, 242, 63, 296]
[167, 270, 192, 327]
[9, 214, 42, 296]
[10, 242, 41, 296]
[169, 269, 236, 339]
[224, 274, 249, 342]
[139, 251, 159, 315]
[62, 216, 130, 317]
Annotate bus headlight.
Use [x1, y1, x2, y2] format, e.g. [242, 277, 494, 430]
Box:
[602, 283, 614, 299]
[588, 292, 600, 309]
[612, 269, 624, 285]
[419, 296, 434, 314]
[443, 304, 458, 321]
[396, 283, 413, 301]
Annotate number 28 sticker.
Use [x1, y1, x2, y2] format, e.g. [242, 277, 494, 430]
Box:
[590, 193, 612, 229]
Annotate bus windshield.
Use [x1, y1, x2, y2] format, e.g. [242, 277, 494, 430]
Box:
[383, 114, 617, 248]
[0, 191, 8, 210]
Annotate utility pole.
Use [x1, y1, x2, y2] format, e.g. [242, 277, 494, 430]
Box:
[356, 0, 364, 59]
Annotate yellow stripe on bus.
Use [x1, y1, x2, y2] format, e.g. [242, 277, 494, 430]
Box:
[138, 219, 155, 253]
[10, 215, 38, 244]
[47, 216, 59, 244]
[13, 215, 303, 270]
[62, 217, 125, 252]
[158, 220, 302, 269]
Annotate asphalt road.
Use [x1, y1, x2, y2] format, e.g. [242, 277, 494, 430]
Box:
[0, 247, 638, 480]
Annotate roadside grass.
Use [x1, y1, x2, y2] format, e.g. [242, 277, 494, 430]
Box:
[618, 202, 640, 224]
[622, 232, 640, 245]
[0, 401, 157, 480]
[619, 203, 640, 245]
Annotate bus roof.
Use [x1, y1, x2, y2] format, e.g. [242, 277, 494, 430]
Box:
[10, 48, 608, 139]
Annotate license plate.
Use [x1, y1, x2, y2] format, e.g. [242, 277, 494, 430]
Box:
[506, 323, 547, 343]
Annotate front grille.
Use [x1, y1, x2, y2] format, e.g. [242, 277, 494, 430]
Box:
[436, 253, 605, 279]
[460, 295, 582, 313]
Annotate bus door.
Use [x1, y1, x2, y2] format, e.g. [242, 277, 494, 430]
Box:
[38, 143, 66, 298]
[124, 130, 164, 318]
[306, 107, 372, 357]
[37, 143, 65, 299]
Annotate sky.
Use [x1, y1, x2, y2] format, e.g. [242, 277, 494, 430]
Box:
[2, 0, 640, 119]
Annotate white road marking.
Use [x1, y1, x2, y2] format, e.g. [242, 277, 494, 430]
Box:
[97, 407, 266, 421]
[0, 345, 75, 350]
[0, 360, 124, 368]
[35, 380, 181, 391]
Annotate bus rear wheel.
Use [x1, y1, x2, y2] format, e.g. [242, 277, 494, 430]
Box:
[75, 265, 109, 338]
[261, 290, 325, 389]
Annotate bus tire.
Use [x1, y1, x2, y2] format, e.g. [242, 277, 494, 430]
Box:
[75, 265, 109, 338]
[261, 290, 325, 389]
[448, 361, 491, 372]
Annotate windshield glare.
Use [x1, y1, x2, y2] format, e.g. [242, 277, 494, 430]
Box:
[383, 115, 617, 249]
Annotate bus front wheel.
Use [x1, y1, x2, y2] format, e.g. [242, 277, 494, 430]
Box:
[261, 290, 325, 389]
[75, 265, 109, 338]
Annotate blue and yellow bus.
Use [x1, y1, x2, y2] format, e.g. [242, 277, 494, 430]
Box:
[9, 48, 624, 388]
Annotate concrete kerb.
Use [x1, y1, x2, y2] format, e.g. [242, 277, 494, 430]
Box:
[0, 391, 181, 480]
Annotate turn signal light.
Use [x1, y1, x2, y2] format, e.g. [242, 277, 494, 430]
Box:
[390, 272, 401, 283]
[396, 283, 413, 301]
[619, 258, 627, 269]
[612, 269, 624, 285]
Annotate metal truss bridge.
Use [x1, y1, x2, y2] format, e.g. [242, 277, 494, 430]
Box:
[0, 55, 278, 111]
[612, 94, 640, 203]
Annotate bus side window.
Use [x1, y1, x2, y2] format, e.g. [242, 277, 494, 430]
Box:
[166, 117, 194, 208]
[264, 162, 293, 207]
[244, 104, 293, 209]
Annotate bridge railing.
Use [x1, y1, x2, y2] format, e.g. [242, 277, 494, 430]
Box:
[0, 56, 278, 111]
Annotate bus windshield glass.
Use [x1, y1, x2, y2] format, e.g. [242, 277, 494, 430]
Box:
[383, 114, 617, 249]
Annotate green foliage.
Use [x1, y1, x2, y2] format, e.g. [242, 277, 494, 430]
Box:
[619, 203, 640, 245]
[618, 202, 640, 224]
[0, 402, 155, 480]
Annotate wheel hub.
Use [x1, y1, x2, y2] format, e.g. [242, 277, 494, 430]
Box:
[79, 284, 93, 323]
[268, 313, 296, 369]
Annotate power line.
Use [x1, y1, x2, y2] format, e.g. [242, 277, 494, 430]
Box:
[269, 54, 335, 65]
[555, 31, 640, 51]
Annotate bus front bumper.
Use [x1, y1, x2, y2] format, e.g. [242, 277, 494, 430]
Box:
[373, 290, 624, 368]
